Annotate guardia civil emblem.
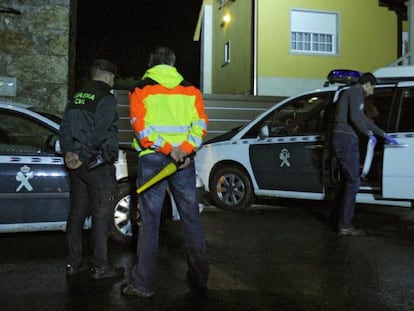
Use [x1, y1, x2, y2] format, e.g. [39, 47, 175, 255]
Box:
[279, 148, 291, 167]
[16, 165, 34, 192]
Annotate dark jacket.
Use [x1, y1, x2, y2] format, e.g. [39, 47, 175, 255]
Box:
[333, 84, 384, 139]
[59, 80, 119, 164]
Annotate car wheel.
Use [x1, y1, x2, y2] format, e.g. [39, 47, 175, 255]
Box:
[210, 165, 253, 210]
[110, 181, 138, 244]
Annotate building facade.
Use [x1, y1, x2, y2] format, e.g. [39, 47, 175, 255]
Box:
[0, 0, 75, 114]
[197, 0, 404, 97]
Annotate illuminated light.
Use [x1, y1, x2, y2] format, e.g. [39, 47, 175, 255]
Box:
[221, 14, 231, 27]
[223, 14, 231, 23]
[324, 69, 362, 86]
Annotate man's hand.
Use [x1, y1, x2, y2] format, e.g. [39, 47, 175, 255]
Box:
[384, 134, 398, 145]
[369, 134, 377, 145]
[64, 152, 82, 170]
[177, 157, 191, 170]
[170, 147, 187, 163]
[170, 147, 191, 170]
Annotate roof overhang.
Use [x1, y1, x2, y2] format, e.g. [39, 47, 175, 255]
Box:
[193, 0, 213, 41]
[379, 0, 407, 19]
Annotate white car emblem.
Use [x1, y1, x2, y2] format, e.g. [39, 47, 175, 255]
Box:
[16, 165, 34, 192]
[279, 148, 291, 167]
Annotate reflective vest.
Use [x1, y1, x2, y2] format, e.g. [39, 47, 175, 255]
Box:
[129, 65, 208, 157]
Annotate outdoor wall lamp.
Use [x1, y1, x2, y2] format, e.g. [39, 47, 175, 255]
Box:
[221, 13, 231, 27]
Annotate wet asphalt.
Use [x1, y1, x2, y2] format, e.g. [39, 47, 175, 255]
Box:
[1, 202, 414, 311]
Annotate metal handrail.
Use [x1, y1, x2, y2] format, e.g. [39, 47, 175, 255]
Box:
[388, 53, 411, 66]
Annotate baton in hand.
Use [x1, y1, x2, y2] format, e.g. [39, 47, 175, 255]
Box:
[136, 152, 194, 194]
[136, 162, 178, 194]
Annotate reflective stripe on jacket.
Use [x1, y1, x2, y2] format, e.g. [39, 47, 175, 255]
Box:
[129, 65, 208, 157]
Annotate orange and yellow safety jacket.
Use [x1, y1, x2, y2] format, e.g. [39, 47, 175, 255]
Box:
[129, 64, 208, 157]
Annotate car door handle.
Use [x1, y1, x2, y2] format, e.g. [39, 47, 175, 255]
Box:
[304, 144, 324, 150]
[384, 144, 409, 149]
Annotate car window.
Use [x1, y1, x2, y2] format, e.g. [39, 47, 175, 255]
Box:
[396, 87, 414, 131]
[364, 86, 394, 131]
[243, 92, 333, 138]
[266, 92, 332, 136]
[0, 110, 57, 154]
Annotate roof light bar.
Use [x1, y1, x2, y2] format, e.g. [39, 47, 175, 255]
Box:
[325, 69, 362, 86]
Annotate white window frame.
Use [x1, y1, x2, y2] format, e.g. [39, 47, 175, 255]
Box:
[223, 40, 231, 66]
[290, 9, 338, 56]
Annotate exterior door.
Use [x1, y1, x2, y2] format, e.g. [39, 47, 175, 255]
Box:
[0, 110, 69, 226]
[249, 137, 325, 192]
[382, 84, 414, 199]
[0, 157, 69, 223]
[249, 92, 332, 192]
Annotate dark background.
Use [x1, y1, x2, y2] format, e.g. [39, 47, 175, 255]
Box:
[75, 0, 203, 89]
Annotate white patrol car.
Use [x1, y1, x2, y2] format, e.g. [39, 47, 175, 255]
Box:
[0, 102, 202, 242]
[195, 66, 414, 210]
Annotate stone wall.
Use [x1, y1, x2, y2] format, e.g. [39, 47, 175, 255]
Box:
[0, 0, 72, 114]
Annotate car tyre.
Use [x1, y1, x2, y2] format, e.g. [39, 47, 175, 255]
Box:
[110, 181, 138, 244]
[210, 165, 253, 210]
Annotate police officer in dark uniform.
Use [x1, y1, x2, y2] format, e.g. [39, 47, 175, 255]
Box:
[59, 59, 123, 279]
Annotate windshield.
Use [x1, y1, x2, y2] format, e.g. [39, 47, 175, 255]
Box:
[203, 125, 242, 144]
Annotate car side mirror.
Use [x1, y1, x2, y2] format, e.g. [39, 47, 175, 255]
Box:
[258, 125, 269, 140]
[54, 139, 62, 154]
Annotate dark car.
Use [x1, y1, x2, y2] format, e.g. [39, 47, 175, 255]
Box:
[0, 102, 205, 243]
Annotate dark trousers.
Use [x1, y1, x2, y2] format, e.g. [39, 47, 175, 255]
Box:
[66, 163, 118, 268]
[131, 153, 209, 294]
[332, 133, 361, 229]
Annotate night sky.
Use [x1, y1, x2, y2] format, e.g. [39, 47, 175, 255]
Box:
[75, 0, 203, 88]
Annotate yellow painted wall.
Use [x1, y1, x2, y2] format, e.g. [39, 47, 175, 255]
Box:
[258, 0, 398, 79]
[212, 0, 253, 94]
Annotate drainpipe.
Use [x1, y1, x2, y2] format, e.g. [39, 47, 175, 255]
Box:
[397, 10, 403, 58]
[407, 0, 413, 64]
[253, 0, 258, 95]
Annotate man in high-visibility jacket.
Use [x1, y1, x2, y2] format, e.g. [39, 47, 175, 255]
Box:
[122, 47, 209, 299]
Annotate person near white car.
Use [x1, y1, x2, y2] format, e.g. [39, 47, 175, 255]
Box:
[122, 47, 209, 299]
[59, 59, 124, 279]
[331, 72, 398, 236]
